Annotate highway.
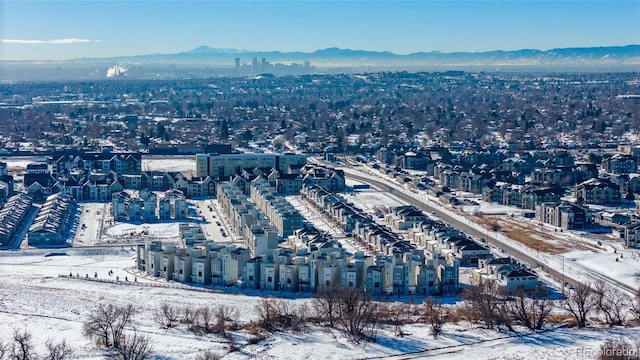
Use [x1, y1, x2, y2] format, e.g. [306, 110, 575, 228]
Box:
[340, 166, 639, 296]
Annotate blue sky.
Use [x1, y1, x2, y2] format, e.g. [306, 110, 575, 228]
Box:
[1, 0, 639, 60]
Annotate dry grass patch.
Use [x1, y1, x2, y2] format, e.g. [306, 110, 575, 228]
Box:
[473, 212, 603, 254]
[547, 313, 576, 324]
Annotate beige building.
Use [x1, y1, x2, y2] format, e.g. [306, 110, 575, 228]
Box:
[196, 152, 307, 178]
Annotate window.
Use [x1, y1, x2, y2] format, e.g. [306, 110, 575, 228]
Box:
[374, 282, 380, 288]
[267, 276, 272, 282]
[428, 281, 433, 286]
[179, 269, 183, 274]
[287, 278, 292, 284]
[198, 271, 202, 277]
[249, 276, 254, 281]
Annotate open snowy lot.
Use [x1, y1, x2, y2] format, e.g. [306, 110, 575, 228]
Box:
[1, 250, 639, 359]
[142, 155, 196, 175]
[70, 198, 242, 249]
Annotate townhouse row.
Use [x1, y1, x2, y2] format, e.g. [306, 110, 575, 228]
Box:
[249, 177, 303, 237]
[300, 184, 461, 295]
[112, 189, 188, 222]
[27, 193, 77, 246]
[0, 194, 33, 246]
[136, 228, 457, 296]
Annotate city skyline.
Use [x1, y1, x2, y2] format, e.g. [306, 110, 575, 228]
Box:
[1, 0, 639, 61]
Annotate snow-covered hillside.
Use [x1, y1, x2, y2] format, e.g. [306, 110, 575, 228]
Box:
[1, 250, 638, 359]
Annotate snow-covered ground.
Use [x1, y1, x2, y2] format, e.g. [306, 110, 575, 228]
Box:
[0, 155, 196, 176]
[68, 197, 243, 249]
[142, 155, 196, 175]
[1, 251, 639, 359]
[0, 156, 48, 173]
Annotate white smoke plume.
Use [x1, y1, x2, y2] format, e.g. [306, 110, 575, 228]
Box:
[106, 65, 128, 78]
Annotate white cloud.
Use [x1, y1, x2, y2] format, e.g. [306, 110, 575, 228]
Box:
[2, 38, 96, 44]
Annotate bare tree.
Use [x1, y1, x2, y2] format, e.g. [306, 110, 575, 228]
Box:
[510, 286, 552, 330]
[43, 339, 74, 360]
[180, 306, 197, 327]
[0, 340, 7, 360]
[256, 298, 307, 333]
[422, 297, 447, 338]
[115, 331, 154, 360]
[598, 337, 640, 360]
[214, 305, 239, 335]
[10, 330, 36, 360]
[153, 303, 180, 329]
[83, 304, 136, 349]
[632, 295, 640, 323]
[495, 299, 515, 332]
[462, 284, 500, 329]
[562, 281, 597, 328]
[256, 298, 277, 332]
[594, 280, 630, 327]
[194, 351, 223, 360]
[379, 302, 411, 337]
[197, 307, 215, 333]
[314, 283, 342, 327]
[337, 286, 379, 341]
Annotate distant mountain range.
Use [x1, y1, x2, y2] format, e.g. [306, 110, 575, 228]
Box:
[89, 44, 640, 67]
[2, 45, 639, 81]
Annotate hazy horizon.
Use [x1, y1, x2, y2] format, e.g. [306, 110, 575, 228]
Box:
[1, 0, 639, 61]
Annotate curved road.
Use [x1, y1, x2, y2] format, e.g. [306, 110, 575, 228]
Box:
[342, 167, 638, 296]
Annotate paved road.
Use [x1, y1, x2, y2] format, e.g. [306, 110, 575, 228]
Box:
[342, 167, 639, 296]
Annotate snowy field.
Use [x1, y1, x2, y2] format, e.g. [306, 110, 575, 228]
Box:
[0, 155, 197, 176]
[1, 250, 639, 359]
[69, 197, 242, 249]
[142, 155, 196, 175]
[0, 156, 48, 174]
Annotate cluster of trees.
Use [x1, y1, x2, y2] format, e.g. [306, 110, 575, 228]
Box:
[0, 330, 73, 360]
[82, 304, 153, 360]
[4, 276, 639, 359]
[313, 285, 379, 340]
[563, 280, 640, 330]
[461, 284, 553, 332]
[153, 302, 239, 354]
[3, 72, 639, 154]
[256, 284, 450, 342]
[598, 337, 640, 360]
[461, 280, 640, 333]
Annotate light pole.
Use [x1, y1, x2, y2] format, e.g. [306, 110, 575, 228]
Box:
[562, 253, 565, 296]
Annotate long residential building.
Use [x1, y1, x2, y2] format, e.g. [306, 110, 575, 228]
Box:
[250, 177, 303, 237]
[27, 193, 76, 246]
[196, 152, 307, 178]
[0, 193, 33, 246]
[136, 181, 462, 295]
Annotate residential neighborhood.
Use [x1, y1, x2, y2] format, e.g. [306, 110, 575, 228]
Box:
[0, 70, 639, 360]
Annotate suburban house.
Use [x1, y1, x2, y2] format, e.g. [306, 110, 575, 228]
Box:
[602, 154, 638, 174]
[621, 222, 640, 248]
[535, 201, 592, 230]
[384, 205, 428, 230]
[473, 257, 539, 294]
[575, 178, 621, 205]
